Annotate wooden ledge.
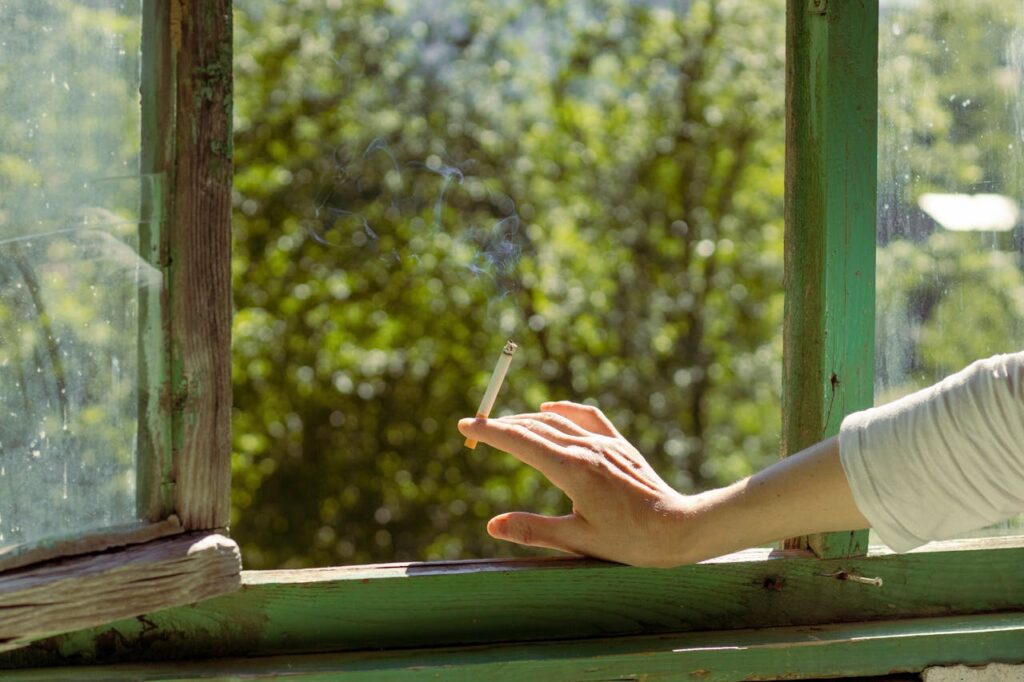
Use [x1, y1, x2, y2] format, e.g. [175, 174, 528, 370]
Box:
[0, 518, 184, 574]
[4, 612, 1024, 680]
[3, 536, 1023, 667]
[0, 531, 240, 653]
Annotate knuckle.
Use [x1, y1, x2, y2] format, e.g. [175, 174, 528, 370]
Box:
[547, 413, 575, 429]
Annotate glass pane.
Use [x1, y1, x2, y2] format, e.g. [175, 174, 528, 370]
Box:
[0, 1, 152, 552]
[877, 0, 1024, 541]
[233, 0, 787, 567]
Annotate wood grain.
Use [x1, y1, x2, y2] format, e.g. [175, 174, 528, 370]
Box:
[137, 0, 175, 523]
[0, 532, 240, 654]
[4, 613, 1024, 680]
[5, 537, 1024, 667]
[168, 0, 233, 530]
[0, 518, 182, 574]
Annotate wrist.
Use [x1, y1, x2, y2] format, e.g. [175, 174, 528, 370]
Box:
[664, 483, 747, 566]
[650, 490, 712, 567]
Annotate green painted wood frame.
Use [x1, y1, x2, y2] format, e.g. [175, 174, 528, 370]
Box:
[782, 0, 877, 559]
[4, 538, 1024, 675]
[6, 613, 1024, 681]
[137, 0, 175, 525]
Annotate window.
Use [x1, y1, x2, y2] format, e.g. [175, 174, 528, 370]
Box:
[0, 0, 153, 561]
[0, 0, 238, 653]
[231, 0, 788, 569]
[876, 0, 1024, 539]
[3, 1, 1024, 677]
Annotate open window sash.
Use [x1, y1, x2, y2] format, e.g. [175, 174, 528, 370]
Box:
[0, 0, 238, 654]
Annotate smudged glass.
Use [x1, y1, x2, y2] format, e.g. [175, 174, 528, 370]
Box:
[0, 1, 152, 554]
[877, 0, 1024, 541]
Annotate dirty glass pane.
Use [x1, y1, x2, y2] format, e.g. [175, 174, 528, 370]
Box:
[876, 0, 1024, 540]
[0, 1, 152, 552]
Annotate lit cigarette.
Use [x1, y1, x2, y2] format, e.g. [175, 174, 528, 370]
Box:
[465, 340, 518, 449]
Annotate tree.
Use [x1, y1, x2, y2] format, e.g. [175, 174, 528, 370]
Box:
[231, 0, 788, 568]
[876, 0, 1024, 400]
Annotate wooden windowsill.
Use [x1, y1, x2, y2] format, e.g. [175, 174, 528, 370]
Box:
[5, 612, 1024, 680]
[0, 531, 240, 654]
[3, 536, 1022, 668]
[0, 518, 184, 574]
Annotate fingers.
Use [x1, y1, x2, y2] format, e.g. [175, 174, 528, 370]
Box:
[502, 418, 591, 450]
[458, 417, 575, 485]
[541, 401, 622, 438]
[487, 512, 588, 555]
[504, 413, 591, 440]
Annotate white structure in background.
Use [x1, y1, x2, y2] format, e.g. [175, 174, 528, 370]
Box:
[918, 193, 1020, 232]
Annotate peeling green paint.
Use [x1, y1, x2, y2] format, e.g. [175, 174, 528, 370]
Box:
[138, 1, 175, 521]
[6, 613, 1024, 681]
[5, 541, 1024, 668]
[782, 0, 877, 559]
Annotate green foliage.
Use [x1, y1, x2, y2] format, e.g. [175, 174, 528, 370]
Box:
[230, 0, 1024, 568]
[876, 0, 1024, 401]
[231, 0, 787, 568]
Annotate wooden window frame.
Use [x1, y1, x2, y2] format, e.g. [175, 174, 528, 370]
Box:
[3, 0, 1023, 677]
[782, 0, 877, 559]
[0, 0, 239, 653]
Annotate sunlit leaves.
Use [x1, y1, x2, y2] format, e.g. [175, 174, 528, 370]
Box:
[231, 0, 790, 568]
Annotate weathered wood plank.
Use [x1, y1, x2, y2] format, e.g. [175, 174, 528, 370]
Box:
[137, 0, 175, 523]
[782, 0, 878, 558]
[5, 538, 1023, 667]
[0, 518, 182, 574]
[0, 532, 240, 654]
[4, 613, 1024, 680]
[168, 0, 234, 530]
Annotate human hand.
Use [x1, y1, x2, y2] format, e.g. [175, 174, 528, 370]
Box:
[458, 401, 693, 568]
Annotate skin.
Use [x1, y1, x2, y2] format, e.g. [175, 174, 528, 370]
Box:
[458, 401, 870, 567]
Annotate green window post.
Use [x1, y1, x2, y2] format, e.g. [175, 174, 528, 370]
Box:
[782, 0, 878, 559]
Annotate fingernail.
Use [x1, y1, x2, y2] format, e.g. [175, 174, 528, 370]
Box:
[487, 517, 508, 539]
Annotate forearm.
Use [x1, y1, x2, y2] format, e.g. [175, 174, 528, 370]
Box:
[673, 436, 869, 564]
[463, 353, 1022, 566]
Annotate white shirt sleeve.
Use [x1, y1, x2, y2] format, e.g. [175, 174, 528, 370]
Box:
[838, 351, 1024, 552]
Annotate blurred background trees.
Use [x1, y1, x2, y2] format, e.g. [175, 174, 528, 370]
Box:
[229, 0, 1024, 568]
[876, 0, 1024, 401]
[231, 0, 787, 567]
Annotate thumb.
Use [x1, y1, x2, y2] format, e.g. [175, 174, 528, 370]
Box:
[487, 512, 585, 555]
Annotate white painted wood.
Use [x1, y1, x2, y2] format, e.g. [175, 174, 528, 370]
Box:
[924, 664, 1024, 682]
